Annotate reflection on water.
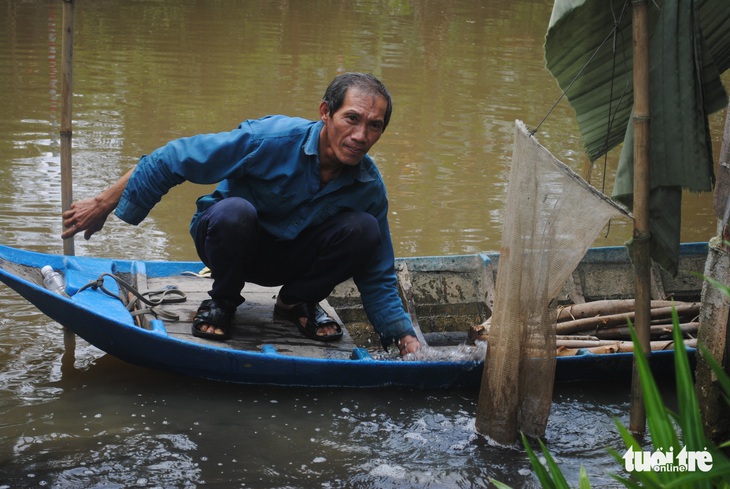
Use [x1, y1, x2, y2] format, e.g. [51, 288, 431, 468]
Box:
[0, 0, 723, 487]
[1, 0, 724, 258]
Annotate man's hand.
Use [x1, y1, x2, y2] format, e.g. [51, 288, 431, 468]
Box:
[398, 335, 421, 356]
[60, 167, 135, 240]
[62, 197, 112, 240]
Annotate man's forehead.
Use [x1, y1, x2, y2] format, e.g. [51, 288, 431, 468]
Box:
[340, 88, 387, 117]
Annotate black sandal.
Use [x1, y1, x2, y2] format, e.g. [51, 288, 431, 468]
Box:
[192, 299, 236, 341]
[274, 302, 343, 342]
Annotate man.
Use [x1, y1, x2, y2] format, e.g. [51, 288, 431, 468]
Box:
[62, 72, 421, 356]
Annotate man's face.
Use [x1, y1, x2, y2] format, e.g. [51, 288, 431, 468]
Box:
[319, 87, 387, 167]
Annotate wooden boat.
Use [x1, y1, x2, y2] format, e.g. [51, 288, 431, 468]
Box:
[0, 242, 707, 388]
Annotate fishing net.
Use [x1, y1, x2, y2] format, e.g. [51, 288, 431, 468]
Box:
[475, 121, 629, 445]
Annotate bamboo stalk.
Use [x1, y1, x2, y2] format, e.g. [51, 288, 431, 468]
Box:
[61, 0, 75, 256]
[556, 334, 600, 341]
[555, 303, 700, 335]
[59, 0, 77, 364]
[585, 321, 698, 341]
[556, 338, 697, 357]
[556, 299, 677, 322]
[649, 317, 680, 325]
[630, 0, 652, 435]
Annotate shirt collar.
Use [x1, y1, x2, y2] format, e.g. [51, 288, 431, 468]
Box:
[303, 121, 323, 156]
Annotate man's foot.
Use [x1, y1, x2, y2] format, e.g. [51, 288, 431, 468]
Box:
[398, 335, 421, 356]
[192, 299, 235, 341]
[274, 298, 343, 341]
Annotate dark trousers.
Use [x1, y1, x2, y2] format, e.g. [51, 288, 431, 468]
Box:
[193, 197, 381, 306]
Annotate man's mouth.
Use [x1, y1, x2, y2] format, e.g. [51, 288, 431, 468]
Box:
[345, 144, 365, 157]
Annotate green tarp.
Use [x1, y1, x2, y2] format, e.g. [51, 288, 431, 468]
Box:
[545, 0, 730, 274]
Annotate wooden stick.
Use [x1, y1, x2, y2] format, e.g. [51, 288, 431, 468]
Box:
[556, 334, 599, 341]
[630, 0, 652, 435]
[556, 299, 678, 322]
[556, 338, 697, 356]
[592, 322, 698, 340]
[61, 0, 75, 256]
[555, 303, 700, 335]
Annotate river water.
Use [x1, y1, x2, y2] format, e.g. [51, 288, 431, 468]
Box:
[0, 1, 726, 487]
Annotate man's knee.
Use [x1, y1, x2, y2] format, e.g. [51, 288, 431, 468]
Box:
[342, 212, 381, 254]
[207, 197, 258, 231]
[194, 198, 259, 303]
[195, 198, 259, 261]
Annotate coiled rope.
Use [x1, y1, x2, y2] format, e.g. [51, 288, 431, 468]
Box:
[78, 273, 186, 321]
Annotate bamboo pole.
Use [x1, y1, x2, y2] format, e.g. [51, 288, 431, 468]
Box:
[591, 321, 698, 341]
[557, 338, 697, 356]
[556, 299, 676, 322]
[629, 0, 651, 435]
[60, 0, 77, 359]
[556, 303, 700, 335]
[568, 321, 697, 341]
[60, 0, 75, 256]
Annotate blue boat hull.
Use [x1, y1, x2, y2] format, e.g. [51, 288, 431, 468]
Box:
[0, 244, 701, 388]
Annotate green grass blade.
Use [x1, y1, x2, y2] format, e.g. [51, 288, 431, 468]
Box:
[627, 321, 680, 453]
[537, 437, 571, 488]
[520, 432, 558, 489]
[609, 474, 642, 489]
[610, 419, 642, 454]
[699, 274, 730, 298]
[578, 466, 591, 489]
[662, 450, 730, 488]
[698, 344, 730, 404]
[610, 421, 662, 487]
[670, 306, 706, 454]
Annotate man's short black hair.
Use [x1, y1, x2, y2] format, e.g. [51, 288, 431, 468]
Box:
[322, 73, 393, 131]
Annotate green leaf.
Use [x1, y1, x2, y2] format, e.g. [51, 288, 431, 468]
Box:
[670, 306, 705, 454]
[627, 320, 681, 454]
[698, 274, 730, 298]
[520, 432, 557, 489]
[578, 466, 592, 489]
[609, 474, 642, 489]
[698, 344, 730, 405]
[537, 437, 571, 488]
[610, 422, 662, 487]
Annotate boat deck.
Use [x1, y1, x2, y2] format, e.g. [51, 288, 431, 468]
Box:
[136, 273, 360, 359]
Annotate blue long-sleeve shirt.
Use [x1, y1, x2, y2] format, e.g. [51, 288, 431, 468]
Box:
[115, 115, 415, 345]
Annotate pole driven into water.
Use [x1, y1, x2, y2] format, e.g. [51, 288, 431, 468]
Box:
[629, 0, 651, 435]
[61, 0, 75, 256]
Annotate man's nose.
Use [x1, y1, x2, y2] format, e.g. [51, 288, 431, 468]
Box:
[351, 123, 367, 142]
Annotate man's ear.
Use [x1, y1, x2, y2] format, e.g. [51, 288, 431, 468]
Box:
[319, 101, 330, 123]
